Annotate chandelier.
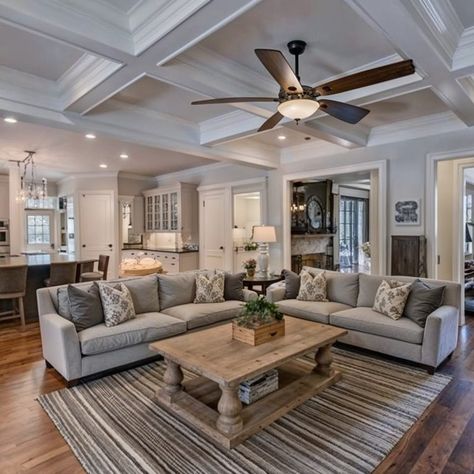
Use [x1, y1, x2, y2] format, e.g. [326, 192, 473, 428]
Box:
[16, 151, 48, 202]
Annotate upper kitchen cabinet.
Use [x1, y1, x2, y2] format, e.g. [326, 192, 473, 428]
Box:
[143, 183, 198, 239]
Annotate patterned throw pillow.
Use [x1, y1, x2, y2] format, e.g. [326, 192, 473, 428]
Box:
[296, 270, 328, 302]
[97, 282, 136, 327]
[194, 272, 225, 304]
[373, 280, 412, 320]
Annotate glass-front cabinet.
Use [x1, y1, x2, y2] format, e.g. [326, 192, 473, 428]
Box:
[143, 183, 197, 238]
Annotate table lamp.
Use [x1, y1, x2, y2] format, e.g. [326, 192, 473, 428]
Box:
[252, 225, 276, 276]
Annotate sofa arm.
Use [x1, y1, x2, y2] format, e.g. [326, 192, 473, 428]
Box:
[39, 313, 82, 381]
[243, 289, 258, 301]
[421, 305, 459, 368]
[266, 281, 286, 303]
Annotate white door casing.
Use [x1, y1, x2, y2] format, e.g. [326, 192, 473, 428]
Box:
[79, 191, 117, 278]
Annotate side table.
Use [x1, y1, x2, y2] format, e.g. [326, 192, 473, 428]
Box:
[243, 274, 282, 296]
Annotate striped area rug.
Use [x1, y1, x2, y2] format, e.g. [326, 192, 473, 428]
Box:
[38, 348, 450, 474]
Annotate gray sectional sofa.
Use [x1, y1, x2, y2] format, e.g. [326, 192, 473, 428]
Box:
[266, 269, 461, 372]
[37, 273, 257, 385]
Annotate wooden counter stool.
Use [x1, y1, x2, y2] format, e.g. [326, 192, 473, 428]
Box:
[44, 261, 77, 287]
[0, 264, 27, 328]
[80, 255, 109, 282]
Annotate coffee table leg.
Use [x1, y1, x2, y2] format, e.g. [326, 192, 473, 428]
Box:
[216, 383, 243, 435]
[163, 359, 183, 399]
[314, 344, 334, 377]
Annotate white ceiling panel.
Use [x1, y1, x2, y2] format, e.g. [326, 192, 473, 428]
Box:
[0, 121, 215, 179]
[0, 23, 84, 80]
[113, 76, 235, 122]
[197, 0, 396, 88]
[100, 0, 143, 14]
[450, 0, 474, 29]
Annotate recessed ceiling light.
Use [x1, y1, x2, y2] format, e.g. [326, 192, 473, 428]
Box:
[85, 133, 96, 139]
[120, 154, 129, 159]
[4, 117, 17, 124]
[99, 164, 108, 168]
[277, 135, 286, 140]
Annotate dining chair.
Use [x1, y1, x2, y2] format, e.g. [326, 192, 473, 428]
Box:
[80, 255, 110, 282]
[44, 261, 77, 287]
[0, 264, 28, 328]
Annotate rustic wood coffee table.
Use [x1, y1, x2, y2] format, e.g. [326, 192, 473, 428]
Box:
[150, 316, 347, 448]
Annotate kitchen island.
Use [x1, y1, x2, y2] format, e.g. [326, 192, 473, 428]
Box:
[0, 254, 96, 321]
[121, 247, 198, 272]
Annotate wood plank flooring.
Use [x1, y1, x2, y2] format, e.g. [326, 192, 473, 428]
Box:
[0, 317, 473, 473]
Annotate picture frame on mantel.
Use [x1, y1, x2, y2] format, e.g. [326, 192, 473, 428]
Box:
[394, 199, 421, 226]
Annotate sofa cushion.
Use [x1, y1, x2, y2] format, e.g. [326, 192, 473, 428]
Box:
[158, 273, 196, 310]
[303, 267, 359, 306]
[357, 274, 386, 307]
[121, 275, 160, 314]
[194, 272, 225, 303]
[329, 307, 424, 344]
[373, 280, 412, 320]
[276, 300, 352, 324]
[97, 282, 136, 327]
[67, 284, 104, 332]
[78, 312, 186, 356]
[297, 270, 328, 302]
[161, 301, 243, 330]
[281, 269, 300, 299]
[403, 279, 445, 327]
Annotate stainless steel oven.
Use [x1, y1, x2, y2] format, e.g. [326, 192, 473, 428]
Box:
[0, 219, 9, 246]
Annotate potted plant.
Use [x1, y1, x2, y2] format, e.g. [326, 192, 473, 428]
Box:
[243, 258, 257, 278]
[232, 296, 285, 346]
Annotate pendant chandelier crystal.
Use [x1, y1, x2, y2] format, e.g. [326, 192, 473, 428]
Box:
[16, 151, 48, 202]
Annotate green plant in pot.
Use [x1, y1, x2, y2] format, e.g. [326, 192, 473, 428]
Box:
[236, 296, 283, 329]
[243, 258, 257, 278]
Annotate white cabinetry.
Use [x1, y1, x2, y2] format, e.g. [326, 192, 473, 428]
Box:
[0, 176, 9, 218]
[143, 183, 198, 240]
[121, 249, 198, 273]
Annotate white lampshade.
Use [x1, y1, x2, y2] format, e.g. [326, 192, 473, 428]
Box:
[252, 225, 276, 243]
[277, 99, 320, 120]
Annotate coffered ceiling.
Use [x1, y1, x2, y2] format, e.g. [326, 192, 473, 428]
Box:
[0, 0, 474, 178]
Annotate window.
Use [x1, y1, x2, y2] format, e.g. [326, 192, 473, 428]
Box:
[25, 197, 56, 209]
[465, 194, 473, 254]
[27, 214, 51, 244]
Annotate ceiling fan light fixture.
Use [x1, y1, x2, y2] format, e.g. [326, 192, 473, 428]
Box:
[277, 98, 320, 120]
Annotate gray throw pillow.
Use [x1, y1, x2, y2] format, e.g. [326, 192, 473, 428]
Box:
[157, 272, 196, 310]
[121, 275, 160, 314]
[224, 272, 245, 301]
[281, 269, 300, 299]
[403, 279, 445, 327]
[67, 284, 104, 332]
[57, 286, 72, 320]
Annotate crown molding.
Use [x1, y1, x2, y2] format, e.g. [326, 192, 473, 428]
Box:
[118, 172, 157, 181]
[368, 110, 465, 145]
[131, 0, 210, 55]
[58, 54, 123, 109]
[453, 27, 474, 70]
[154, 162, 229, 182]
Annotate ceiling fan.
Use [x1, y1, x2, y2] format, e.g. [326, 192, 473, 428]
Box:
[191, 40, 415, 132]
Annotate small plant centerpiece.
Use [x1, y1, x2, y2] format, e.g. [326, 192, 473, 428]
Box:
[242, 258, 257, 278]
[232, 296, 285, 346]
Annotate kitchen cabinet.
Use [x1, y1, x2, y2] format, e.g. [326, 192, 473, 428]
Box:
[143, 183, 198, 240]
[0, 176, 9, 218]
[121, 249, 198, 273]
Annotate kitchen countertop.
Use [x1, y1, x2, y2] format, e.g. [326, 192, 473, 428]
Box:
[121, 247, 198, 254]
[0, 253, 95, 267]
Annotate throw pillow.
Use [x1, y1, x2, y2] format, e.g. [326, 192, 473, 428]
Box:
[403, 279, 445, 327]
[97, 282, 136, 327]
[373, 280, 412, 320]
[67, 284, 104, 332]
[224, 272, 245, 301]
[281, 269, 300, 299]
[121, 275, 160, 314]
[296, 270, 328, 302]
[57, 286, 72, 320]
[194, 272, 225, 303]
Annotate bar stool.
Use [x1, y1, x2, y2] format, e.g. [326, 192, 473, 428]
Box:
[80, 255, 109, 282]
[44, 261, 77, 287]
[0, 264, 27, 328]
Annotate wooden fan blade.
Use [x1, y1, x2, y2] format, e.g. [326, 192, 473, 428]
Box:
[191, 97, 278, 105]
[255, 49, 303, 94]
[314, 60, 415, 96]
[258, 111, 284, 132]
[318, 100, 369, 124]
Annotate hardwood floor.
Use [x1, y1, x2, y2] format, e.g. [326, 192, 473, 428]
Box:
[0, 317, 473, 473]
